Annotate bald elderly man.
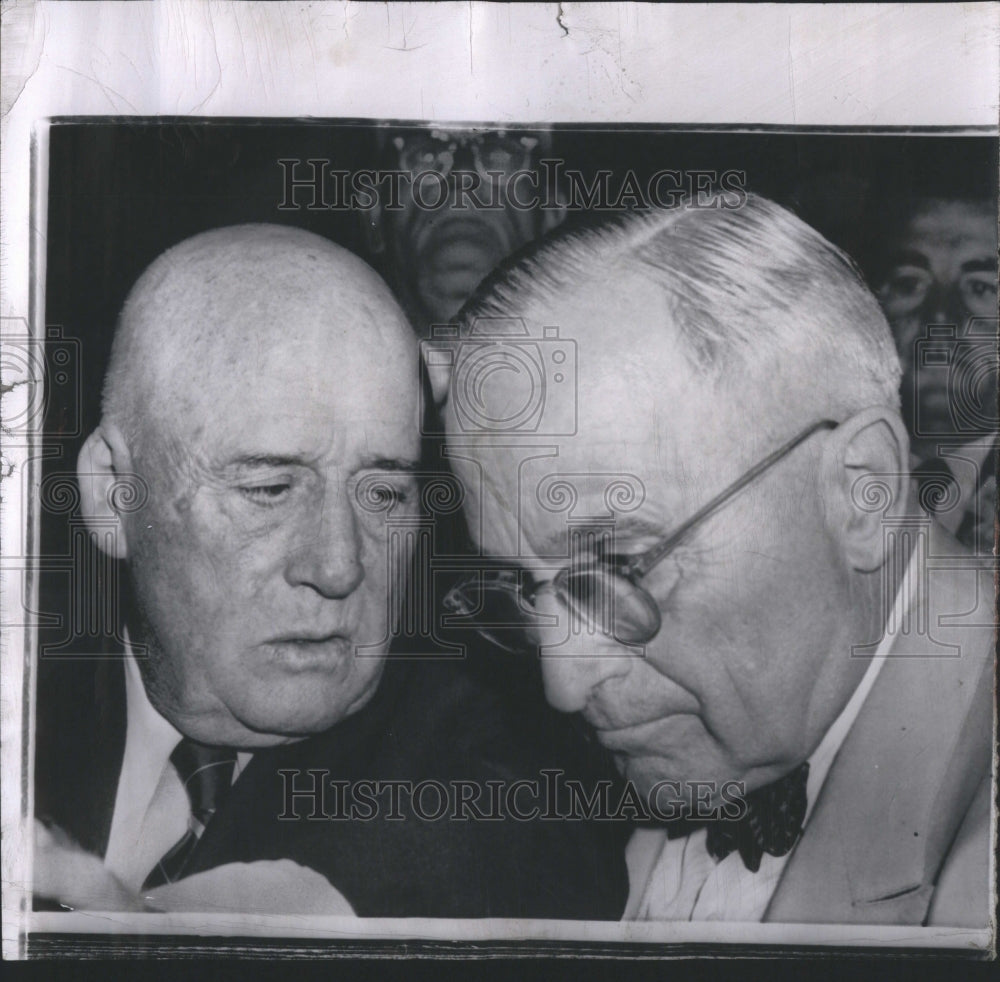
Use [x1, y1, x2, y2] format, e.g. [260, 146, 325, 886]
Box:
[441, 197, 993, 926]
[33, 224, 627, 918]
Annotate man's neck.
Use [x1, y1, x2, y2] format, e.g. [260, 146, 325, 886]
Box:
[809, 532, 917, 772]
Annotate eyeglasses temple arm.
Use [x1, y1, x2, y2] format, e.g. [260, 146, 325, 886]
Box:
[629, 419, 839, 578]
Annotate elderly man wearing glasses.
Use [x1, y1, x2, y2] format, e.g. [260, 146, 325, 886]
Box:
[439, 194, 993, 927]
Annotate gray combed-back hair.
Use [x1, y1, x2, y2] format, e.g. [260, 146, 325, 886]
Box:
[459, 193, 901, 423]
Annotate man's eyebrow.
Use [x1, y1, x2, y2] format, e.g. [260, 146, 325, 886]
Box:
[359, 455, 422, 473]
[886, 249, 931, 270]
[223, 455, 423, 473]
[961, 258, 998, 274]
[537, 516, 667, 556]
[596, 516, 668, 549]
[224, 454, 309, 471]
[610, 515, 668, 538]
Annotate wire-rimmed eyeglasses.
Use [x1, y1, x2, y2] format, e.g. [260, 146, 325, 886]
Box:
[442, 419, 839, 652]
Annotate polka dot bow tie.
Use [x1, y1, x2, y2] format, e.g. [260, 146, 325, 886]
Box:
[667, 762, 809, 873]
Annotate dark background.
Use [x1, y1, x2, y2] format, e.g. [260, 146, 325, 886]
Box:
[24, 118, 998, 959]
[36, 120, 997, 658]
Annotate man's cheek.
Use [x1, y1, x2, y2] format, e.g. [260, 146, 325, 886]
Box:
[207, 493, 290, 545]
[366, 515, 416, 562]
[358, 547, 395, 616]
[890, 315, 922, 367]
[201, 513, 300, 582]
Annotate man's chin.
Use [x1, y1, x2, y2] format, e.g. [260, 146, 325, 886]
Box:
[619, 755, 740, 807]
[214, 707, 356, 748]
[617, 755, 674, 795]
[194, 679, 384, 749]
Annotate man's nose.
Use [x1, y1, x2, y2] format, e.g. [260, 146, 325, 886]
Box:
[539, 643, 633, 714]
[922, 280, 968, 327]
[284, 489, 365, 598]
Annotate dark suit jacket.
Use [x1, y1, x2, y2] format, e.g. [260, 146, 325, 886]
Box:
[35, 651, 629, 919]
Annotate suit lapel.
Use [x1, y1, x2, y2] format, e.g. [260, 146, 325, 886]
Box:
[766, 525, 993, 924]
[188, 656, 415, 877]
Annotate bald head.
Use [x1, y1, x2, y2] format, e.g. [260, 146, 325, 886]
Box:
[103, 224, 416, 453]
[81, 224, 424, 746]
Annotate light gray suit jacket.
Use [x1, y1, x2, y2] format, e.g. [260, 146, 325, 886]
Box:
[764, 523, 994, 926]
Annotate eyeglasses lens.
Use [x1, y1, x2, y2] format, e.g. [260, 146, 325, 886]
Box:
[553, 569, 662, 645]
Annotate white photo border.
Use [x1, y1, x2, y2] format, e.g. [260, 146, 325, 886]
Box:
[2, 0, 997, 960]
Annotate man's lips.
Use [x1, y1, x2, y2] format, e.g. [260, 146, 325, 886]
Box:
[267, 630, 353, 644]
[413, 214, 514, 260]
[425, 240, 502, 274]
[263, 633, 354, 670]
[590, 712, 699, 754]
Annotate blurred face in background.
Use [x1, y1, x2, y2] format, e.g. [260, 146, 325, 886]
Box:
[875, 198, 997, 452]
[369, 128, 565, 332]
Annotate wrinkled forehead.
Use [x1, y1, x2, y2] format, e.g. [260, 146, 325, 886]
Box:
[133, 288, 418, 465]
[146, 370, 419, 479]
[445, 287, 739, 559]
[448, 442, 675, 563]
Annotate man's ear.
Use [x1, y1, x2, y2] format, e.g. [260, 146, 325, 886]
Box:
[77, 424, 133, 560]
[819, 407, 910, 572]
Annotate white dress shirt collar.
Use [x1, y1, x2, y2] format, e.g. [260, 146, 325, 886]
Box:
[103, 644, 187, 887]
[103, 638, 252, 888]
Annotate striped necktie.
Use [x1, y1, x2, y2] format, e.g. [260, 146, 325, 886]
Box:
[142, 739, 237, 890]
